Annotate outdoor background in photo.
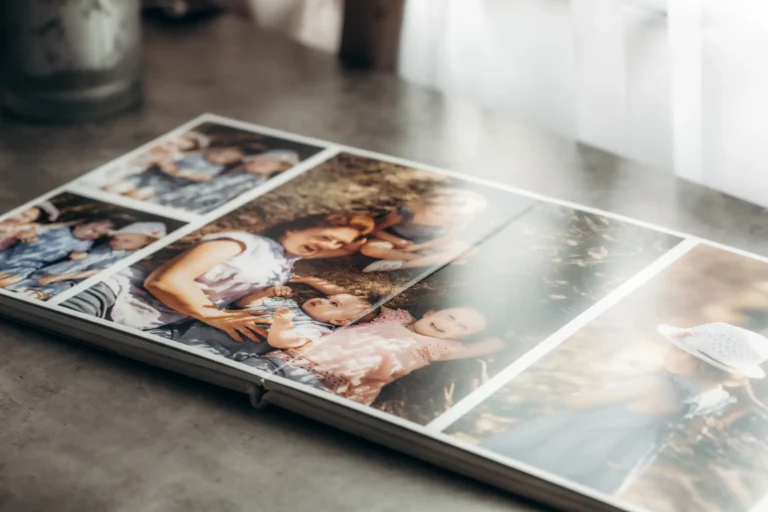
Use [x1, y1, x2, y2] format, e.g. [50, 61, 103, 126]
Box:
[446, 245, 768, 512]
[373, 202, 681, 424]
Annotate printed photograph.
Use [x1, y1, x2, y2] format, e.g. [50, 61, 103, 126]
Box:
[80, 121, 325, 214]
[63, 152, 679, 426]
[445, 244, 768, 512]
[0, 193, 184, 300]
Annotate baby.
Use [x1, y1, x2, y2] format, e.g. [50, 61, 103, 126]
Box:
[12, 222, 167, 300]
[151, 275, 376, 363]
[260, 305, 505, 405]
[361, 187, 488, 272]
[0, 219, 114, 288]
[108, 145, 245, 201]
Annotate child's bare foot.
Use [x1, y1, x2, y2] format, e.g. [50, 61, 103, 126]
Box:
[363, 260, 406, 272]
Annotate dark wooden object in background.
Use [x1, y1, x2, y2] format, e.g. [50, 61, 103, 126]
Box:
[340, 0, 406, 70]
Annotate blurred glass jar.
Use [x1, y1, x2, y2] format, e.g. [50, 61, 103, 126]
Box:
[0, 0, 142, 123]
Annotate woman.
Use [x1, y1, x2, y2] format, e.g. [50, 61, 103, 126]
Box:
[63, 213, 374, 343]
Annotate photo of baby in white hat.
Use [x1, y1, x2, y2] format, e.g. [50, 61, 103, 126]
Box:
[447, 244, 768, 512]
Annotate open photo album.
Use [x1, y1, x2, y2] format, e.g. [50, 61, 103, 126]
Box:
[3, 114, 768, 512]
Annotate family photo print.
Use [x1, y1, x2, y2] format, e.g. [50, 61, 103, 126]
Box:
[0, 192, 183, 300]
[446, 244, 768, 512]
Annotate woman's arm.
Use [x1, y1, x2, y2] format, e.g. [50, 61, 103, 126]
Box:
[144, 239, 267, 343]
[434, 337, 505, 362]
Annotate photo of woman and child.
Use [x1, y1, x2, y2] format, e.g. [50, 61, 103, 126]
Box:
[446, 244, 768, 512]
[0, 193, 182, 300]
[81, 122, 324, 215]
[62, 153, 684, 424]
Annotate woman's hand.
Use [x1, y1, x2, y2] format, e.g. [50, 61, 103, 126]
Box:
[16, 229, 39, 244]
[199, 310, 270, 343]
[37, 275, 59, 286]
[267, 285, 292, 297]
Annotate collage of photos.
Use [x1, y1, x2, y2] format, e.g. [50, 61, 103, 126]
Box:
[79, 121, 324, 215]
[62, 152, 681, 430]
[9, 113, 768, 512]
[445, 245, 768, 512]
[0, 193, 184, 301]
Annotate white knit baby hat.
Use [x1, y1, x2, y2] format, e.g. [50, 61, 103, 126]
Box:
[245, 149, 300, 164]
[657, 322, 768, 379]
[117, 222, 167, 239]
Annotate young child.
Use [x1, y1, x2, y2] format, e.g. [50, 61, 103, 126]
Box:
[11, 222, 167, 300]
[475, 322, 768, 496]
[151, 149, 301, 214]
[108, 146, 245, 201]
[361, 187, 488, 272]
[0, 219, 114, 288]
[151, 275, 377, 364]
[257, 305, 505, 405]
[0, 201, 65, 251]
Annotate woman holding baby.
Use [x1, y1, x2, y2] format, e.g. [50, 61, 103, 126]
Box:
[63, 213, 374, 342]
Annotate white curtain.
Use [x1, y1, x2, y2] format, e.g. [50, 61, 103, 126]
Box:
[690, 0, 768, 206]
[399, 0, 672, 171]
[399, 0, 768, 207]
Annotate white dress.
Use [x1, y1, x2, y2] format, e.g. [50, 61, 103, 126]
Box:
[105, 232, 300, 330]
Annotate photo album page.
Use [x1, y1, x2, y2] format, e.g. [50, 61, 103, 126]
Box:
[1, 114, 767, 512]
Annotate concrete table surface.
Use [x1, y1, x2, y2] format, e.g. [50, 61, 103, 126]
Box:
[1, 15, 767, 512]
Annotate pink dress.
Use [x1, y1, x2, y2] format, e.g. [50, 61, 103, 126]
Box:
[269, 308, 460, 405]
